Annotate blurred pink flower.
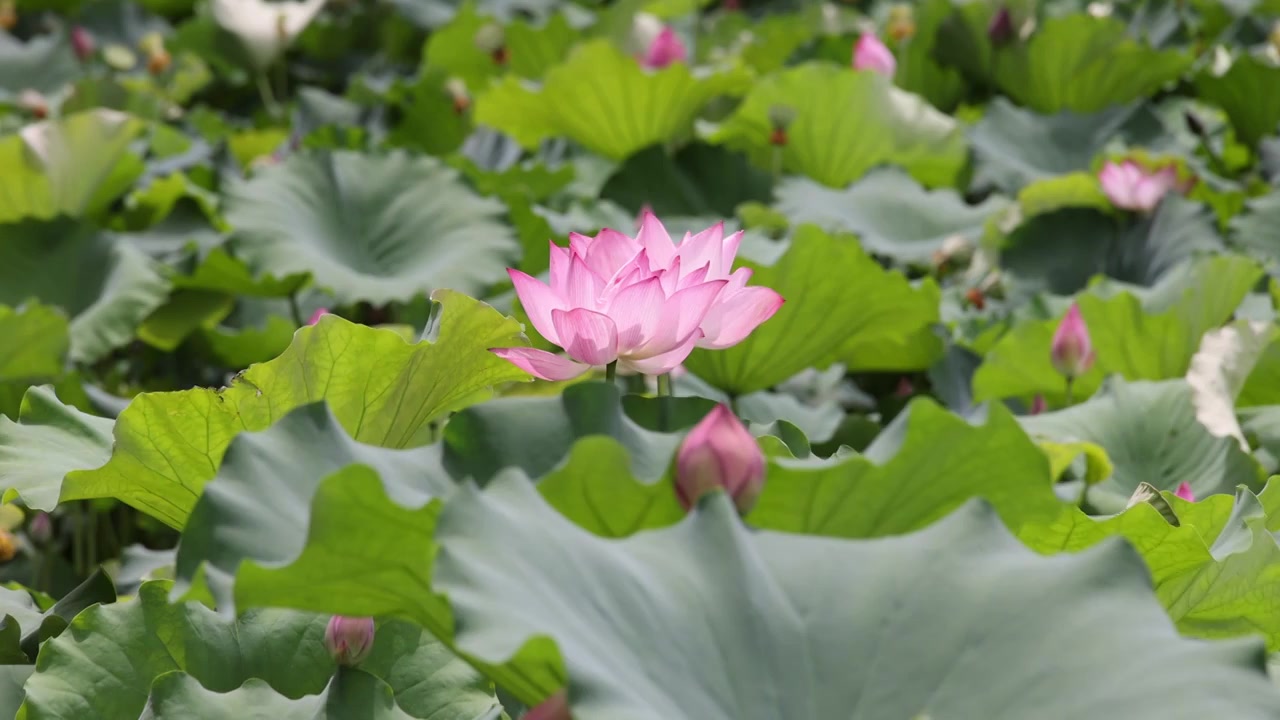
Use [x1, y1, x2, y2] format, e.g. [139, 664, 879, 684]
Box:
[853, 33, 896, 76]
[70, 26, 95, 61]
[1174, 482, 1195, 502]
[675, 404, 765, 514]
[1050, 303, 1094, 379]
[307, 308, 330, 325]
[1030, 394, 1046, 415]
[526, 692, 571, 720]
[1098, 160, 1180, 213]
[641, 27, 688, 69]
[493, 214, 784, 381]
[324, 616, 374, 666]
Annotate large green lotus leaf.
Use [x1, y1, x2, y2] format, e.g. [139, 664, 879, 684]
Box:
[0, 306, 69, 419]
[43, 292, 527, 528]
[1194, 55, 1280, 148]
[224, 151, 519, 306]
[893, 0, 966, 111]
[0, 570, 115, 663]
[0, 386, 113, 511]
[973, 255, 1263, 404]
[443, 381, 681, 485]
[705, 63, 967, 188]
[684, 226, 940, 395]
[991, 15, 1192, 114]
[969, 99, 1138, 192]
[0, 110, 145, 223]
[0, 32, 79, 101]
[1231, 189, 1280, 264]
[420, 6, 578, 92]
[139, 671, 420, 720]
[774, 168, 1011, 264]
[1020, 379, 1263, 514]
[171, 402, 451, 611]
[0, 666, 34, 720]
[20, 581, 500, 720]
[474, 40, 750, 160]
[433, 478, 1280, 719]
[1002, 196, 1225, 295]
[0, 218, 172, 363]
[749, 398, 1060, 536]
[599, 143, 772, 218]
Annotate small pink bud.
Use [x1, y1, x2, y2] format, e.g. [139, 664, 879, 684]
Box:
[675, 405, 765, 514]
[1050, 303, 1094, 379]
[894, 377, 913, 398]
[852, 33, 896, 76]
[324, 616, 374, 666]
[28, 512, 51, 545]
[987, 7, 1014, 46]
[71, 26, 95, 61]
[526, 691, 571, 720]
[307, 308, 330, 325]
[1030, 394, 1046, 415]
[1174, 482, 1195, 502]
[641, 27, 688, 69]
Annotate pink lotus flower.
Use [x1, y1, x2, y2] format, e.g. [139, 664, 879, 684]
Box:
[324, 616, 374, 666]
[492, 213, 784, 381]
[70, 26, 95, 62]
[1050, 303, 1094, 379]
[675, 404, 765, 514]
[853, 33, 896, 76]
[307, 308, 330, 325]
[526, 691, 571, 720]
[1174, 482, 1195, 502]
[641, 26, 688, 69]
[1098, 160, 1180, 213]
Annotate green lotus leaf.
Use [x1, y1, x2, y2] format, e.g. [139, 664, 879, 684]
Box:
[0, 306, 69, 419]
[684, 226, 941, 395]
[600, 143, 772, 218]
[0, 570, 114, 663]
[0, 386, 113, 511]
[1194, 54, 1280, 148]
[774, 168, 1010, 264]
[0, 32, 80, 100]
[705, 63, 967, 188]
[475, 40, 750, 160]
[224, 151, 519, 305]
[432, 477, 1280, 718]
[0, 110, 145, 223]
[1020, 378, 1263, 514]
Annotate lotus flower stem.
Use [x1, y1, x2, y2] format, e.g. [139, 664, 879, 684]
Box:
[256, 71, 281, 118]
[288, 292, 305, 327]
[605, 361, 617, 382]
[1064, 376, 1074, 406]
[657, 373, 672, 397]
[657, 373, 673, 430]
[771, 145, 783, 184]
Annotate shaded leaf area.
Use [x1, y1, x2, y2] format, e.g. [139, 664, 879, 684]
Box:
[1194, 55, 1280, 148]
[973, 255, 1263, 405]
[1020, 378, 1264, 514]
[0, 307, 69, 420]
[0, 385, 112, 510]
[0, 110, 145, 223]
[706, 63, 968, 188]
[475, 40, 750, 160]
[0, 33, 80, 101]
[0, 570, 115, 663]
[0, 293, 528, 528]
[1002, 196, 1225, 296]
[0, 218, 171, 363]
[224, 150, 519, 305]
[775, 168, 1010, 265]
[600, 143, 772, 218]
[684, 226, 941, 395]
[18, 582, 500, 720]
[433, 478, 1280, 719]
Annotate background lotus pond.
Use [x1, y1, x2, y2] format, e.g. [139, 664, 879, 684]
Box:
[4, 0, 1280, 717]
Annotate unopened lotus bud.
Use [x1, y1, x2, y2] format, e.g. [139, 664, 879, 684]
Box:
[988, 6, 1014, 46]
[17, 89, 47, 119]
[28, 512, 51, 545]
[1174, 482, 1195, 502]
[1050, 303, 1094, 379]
[0, 1, 15, 31]
[445, 77, 470, 114]
[324, 616, 374, 666]
[894, 377, 913, 398]
[307, 308, 330, 325]
[526, 691, 571, 720]
[675, 405, 765, 514]
[475, 24, 507, 64]
[71, 26, 95, 62]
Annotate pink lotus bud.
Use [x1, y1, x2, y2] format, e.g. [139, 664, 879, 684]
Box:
[307, 308, 330, 325]
[853, 33, 896, 76]
[894, 377, 913, 398]
[1050, 303, 1094, 379]
[324, 616, 374, 666]
[987, 6, 1014, 46]
[526, 691, 571, 720]
[1097, 160, 1182, 214]
[28, 512, 51, 545]
[641, 27, 688, 69]
[1030, 394, 1046, 415]
[1174, 482, 1195, 502]
[71, 26, 95, 61]
[675, 405, 765, 514]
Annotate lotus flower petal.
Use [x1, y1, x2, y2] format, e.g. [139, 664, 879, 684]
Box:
[490, 347, 593, 381]
[698, 285, 786, 349]
[552, 308, 619, 366]
[509, 269, 563, 345]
